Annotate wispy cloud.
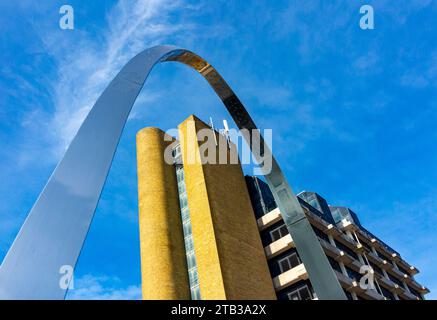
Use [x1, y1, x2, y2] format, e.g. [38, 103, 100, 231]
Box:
[67, 274, 141, 300]
[400, 51, 437, 88]
[36, 0, 194, 158]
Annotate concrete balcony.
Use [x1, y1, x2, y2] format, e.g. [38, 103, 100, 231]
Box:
[326, 224, 342, 237]
[366, 251, 391, 270]
[257, 207, 282, 231]
[338, 233, 362, 252]
[363, 288, 385, 300]
[356, 229, 375, 246]
[399, 289, 420, 300]
[334, 270, 357, 290]
[378, 276, 397, 292]
[391, 253, 417, 276]
[370, 238, 395, 260]
[337, 219, 357, 232]
[272, 263, 308, 291]
[264, 234, 294, 259]
[318, 238, 354, 264]
[304, 208, 330, 230]
[408, 266, 419, 276]
[387, 267, 408, 282]
[405, 277, 429, 294]
[333, 270, 385, 300]
[348, 258, 365, 274]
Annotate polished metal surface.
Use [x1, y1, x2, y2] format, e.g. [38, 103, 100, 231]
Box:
[0, 46, 346, 300]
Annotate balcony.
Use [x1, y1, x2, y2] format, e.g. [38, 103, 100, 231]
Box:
[404, 277, 430, 294]
[257, 207, 282, 231]
[391, 253, 417, 276]
[335, 271, 385, 300]
[304, 208, 330, 230]
[371, 238, 395, 259]
[318, 238, 354, 264]
[408, 266, 419, 276]
[338, 233, 362, 252]
[362, 288, 385, 300]
[378, 276, 404, 295]
[348, 258, 365, 274]
[398, 289, 420, 300]
[387, 267, 408, 282]
[272, 263, 308, 291]
[334, 270, 357, 290]
[356, 229, 374, 246]
[326, 224, 342, 237]
[264, 234, 294, 259]
[337, 219, 357, 232]
[366, 251, 391, 270]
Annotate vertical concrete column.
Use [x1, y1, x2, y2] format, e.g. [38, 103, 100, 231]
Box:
[136, 127, 190, 299]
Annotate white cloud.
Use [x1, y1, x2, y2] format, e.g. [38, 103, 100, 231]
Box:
[67, 274, 141, 300]
[37, 0, 194, 159]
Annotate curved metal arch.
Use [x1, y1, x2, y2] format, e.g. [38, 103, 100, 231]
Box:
[0, 45, 346, 300]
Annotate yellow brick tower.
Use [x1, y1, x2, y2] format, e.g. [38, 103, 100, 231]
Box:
[136, 115, 276, 300]
[136, 127, 190, 299]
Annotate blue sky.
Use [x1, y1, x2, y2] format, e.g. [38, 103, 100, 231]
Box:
[0, 0, 436, 299]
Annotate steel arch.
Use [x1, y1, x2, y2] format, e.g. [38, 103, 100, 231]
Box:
[0, 45, 346, 300]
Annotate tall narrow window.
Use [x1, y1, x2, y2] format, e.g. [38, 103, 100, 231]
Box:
[174, 145, 201, 300]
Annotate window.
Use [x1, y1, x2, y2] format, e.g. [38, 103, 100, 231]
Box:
[183, 221, 192, 236]
[345, 266, 361, 281]
[190, 285, 201, 300]
[368, 261, 383, 276]
[188, 268, 199, 286]
[387, 272, 404, 287]
[408, 286, 423, 300]
[334, 239, 359, 260]
[287, 285, 312, 300]
[380, 286, 395, 300]
[278, 253, 301, 273]
[396, 264, 409, 275]
[312, 225, 330, 243]
[376, 250, 391, 262]
[270, 224, 289, 242]
[327, 256, 342, 274]
[344, 290, 354, 300]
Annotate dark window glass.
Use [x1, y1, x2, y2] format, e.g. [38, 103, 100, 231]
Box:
[380, 286, 395, 300]
[345, 266, 361, 281]
[311, 225, 330, 243]
[287, 285, 312, 300]
[387, 272, 404, 287]
[344, 290, 354, 300]
[368, 261, 383, 276]
[270, 224, 289, 242]
[334, 239, 359, 260]
[360, 240, 373, 252]
[327, 256, 342, 273]
[278, 252, 301, 273]
[376, 250, 392, 262]
[396, 264, 409, 275]
[408, 287, 422, 300]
